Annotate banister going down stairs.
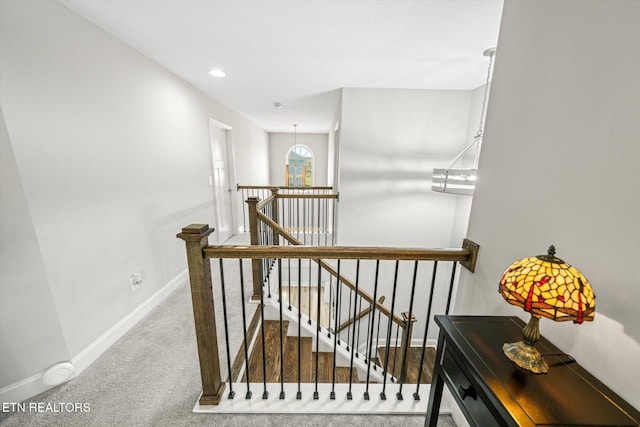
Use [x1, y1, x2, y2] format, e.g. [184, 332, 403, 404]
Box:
[177, 212, 478, 412]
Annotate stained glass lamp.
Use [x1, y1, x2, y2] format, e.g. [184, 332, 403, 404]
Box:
[499, 245, 595, 373]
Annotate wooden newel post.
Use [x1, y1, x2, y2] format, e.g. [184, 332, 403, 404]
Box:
[270, 188, 279, 246]
[246, 197, 262, 300]
[177, 224, 225, 405]
[399, 311, 417, 385]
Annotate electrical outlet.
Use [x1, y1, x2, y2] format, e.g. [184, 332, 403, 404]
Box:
[130, 272, 143, 292]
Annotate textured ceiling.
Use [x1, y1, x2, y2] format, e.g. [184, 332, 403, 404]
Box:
[61, 0, 503, 133]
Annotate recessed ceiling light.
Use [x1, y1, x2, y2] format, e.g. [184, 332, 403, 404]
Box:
[274, 102, 282, 108]
[208, 69, 226, 78]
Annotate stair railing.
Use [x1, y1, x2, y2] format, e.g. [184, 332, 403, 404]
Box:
[178, 223, 478, 406]
[247, 193, 422, 383]
[237, 185, 334, 234]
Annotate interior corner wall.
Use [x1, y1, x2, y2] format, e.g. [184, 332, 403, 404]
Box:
[268, 133, 329, 186]
[0, 0, 268, 397]
[336, 87, 475, 343]
[448, 84, 486, 248]
[337, 88, 472, 248]
[454, 0, 640, 408]
[329, 92, 343, 190]
[0, 110, 71, 387]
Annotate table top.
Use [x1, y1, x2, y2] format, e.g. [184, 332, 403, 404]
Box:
[435, 315, 640, 426]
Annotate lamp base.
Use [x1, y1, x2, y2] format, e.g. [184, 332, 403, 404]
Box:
[503, 341, 549, 374]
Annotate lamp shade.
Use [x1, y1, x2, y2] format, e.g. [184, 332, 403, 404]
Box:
[499, 246, 595, 324]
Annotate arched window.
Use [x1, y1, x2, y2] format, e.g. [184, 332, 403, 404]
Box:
[286, 145, 313, 186]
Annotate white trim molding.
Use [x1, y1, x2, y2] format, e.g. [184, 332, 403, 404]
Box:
[0, 270, 188, 404]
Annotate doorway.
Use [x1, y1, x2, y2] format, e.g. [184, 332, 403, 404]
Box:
[209, 118, 235, 244]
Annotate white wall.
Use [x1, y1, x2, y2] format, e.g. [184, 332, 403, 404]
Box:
[455, 0, 640, 409]
[337, 88, 475, 343]
[338, 88, 472, 248]
[0, 0, 268, 400]
[268, 132, 329, 186]
[0, 111, 71, 386]
[449, 84, 486, 248]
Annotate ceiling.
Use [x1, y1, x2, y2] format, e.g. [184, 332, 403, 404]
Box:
[60, 0, 504, 133]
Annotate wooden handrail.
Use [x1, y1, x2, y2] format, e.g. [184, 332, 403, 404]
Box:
[256, 194, 277, 210]
[237, 184, 333, 190]
[247, 211, 475, 327]
[179, 223, 480, 402]
[276, 193, 338, 199]
[250, 212, 408, 327]
[338, 295, 385, 332]
[204, 243, 472, 262]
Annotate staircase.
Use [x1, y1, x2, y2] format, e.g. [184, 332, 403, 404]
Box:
[241, 320, 358, 384]
[234, 280, 437, 387]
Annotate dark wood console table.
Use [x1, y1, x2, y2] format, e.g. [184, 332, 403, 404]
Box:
[425, 315, 640, 426]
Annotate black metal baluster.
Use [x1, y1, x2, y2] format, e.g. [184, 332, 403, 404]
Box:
[391, 324, 400, 384]
[364, 300, 372, 362]
[308, 258, 312, 319]
[327, 275, 333, 338]
[260, 220, 272, 298]
[414, 261, 438, 401]
[347, 259, 360, 400]
[330, 260, 341, 400]
[398, 261, 419, 399]
[218, 259, 235, 399]
[380, 261, 399, 400]
[336, 275, 343, 346]
[346, 285, 353, 351]
[242, 189, 247, 232]
[238, 259, 252, 399]
[445, 262, 458, 315]
[278, 259, 285, 399]
[364, 260, 380, 400]
[356, 294, 363, 358]
[297, 258, 302, 400]
[259, 256, 269, 400]
[374, 305, 382, 372]
[314, 259, 322, 400]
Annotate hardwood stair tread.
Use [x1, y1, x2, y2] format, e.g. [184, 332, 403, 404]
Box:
[282, 335, 313, 383]
[242, 320, 289, 383]
[376, 346, 436, 384]
[311, 353, 358, 384]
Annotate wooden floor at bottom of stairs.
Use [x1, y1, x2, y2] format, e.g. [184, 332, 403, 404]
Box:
[193, 382, 452, 414]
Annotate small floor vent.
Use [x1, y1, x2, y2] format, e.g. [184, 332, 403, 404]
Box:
[42, 362, 75, 386]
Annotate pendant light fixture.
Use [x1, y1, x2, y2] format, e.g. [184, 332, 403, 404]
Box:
[431, 47, 496, 196]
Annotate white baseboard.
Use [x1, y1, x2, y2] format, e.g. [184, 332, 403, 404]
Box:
[0, 372, 50, 405]
[72, 269, 188, 373]
[0, 270, 188, 404]
[194, 382, 449, 414]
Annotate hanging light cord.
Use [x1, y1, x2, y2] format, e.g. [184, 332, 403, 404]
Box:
[476, 48, 495, 139]
[444, 48, 495, 169]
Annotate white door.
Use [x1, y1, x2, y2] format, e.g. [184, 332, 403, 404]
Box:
[209, 120, 234, 244]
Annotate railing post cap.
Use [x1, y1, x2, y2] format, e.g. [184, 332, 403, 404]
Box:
[402, 312, 417, 323]
[247, 196, 260, 203]
[176, 224, 215, 241]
